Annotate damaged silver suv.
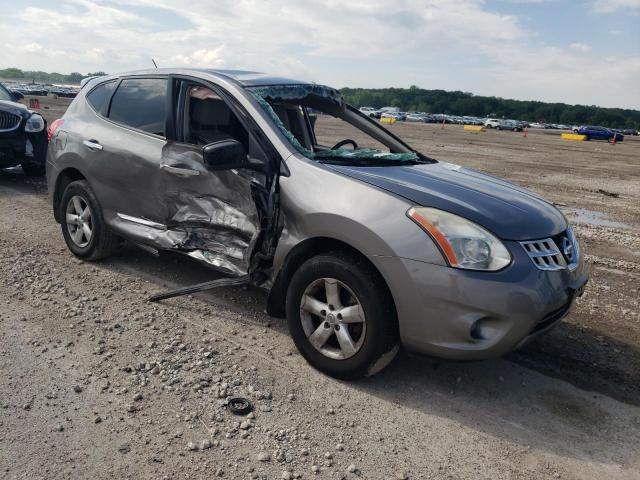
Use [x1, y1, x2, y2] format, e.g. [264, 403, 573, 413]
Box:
[48, 69, 588, 379]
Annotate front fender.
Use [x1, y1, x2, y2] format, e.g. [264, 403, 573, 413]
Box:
[272, 155, 447, 276]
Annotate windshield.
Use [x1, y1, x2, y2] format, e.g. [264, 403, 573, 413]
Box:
[248, 84, 428, 165]
[0, 83, 14, 102]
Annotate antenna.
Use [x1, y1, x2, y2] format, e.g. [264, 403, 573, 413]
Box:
[152, 58, 158, 68]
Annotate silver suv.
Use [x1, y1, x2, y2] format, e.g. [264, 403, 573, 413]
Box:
[47, 69, 588, 379]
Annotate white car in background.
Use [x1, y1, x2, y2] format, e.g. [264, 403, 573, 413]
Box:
[484, 118, 501, 128]
[359, 107, 380, 117]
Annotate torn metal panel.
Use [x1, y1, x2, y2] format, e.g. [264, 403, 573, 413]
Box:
[112, 141, 264, 277]
[148, 274, 250, 302]
[161, 143, 261, 276]
[248, 85, 419, 163]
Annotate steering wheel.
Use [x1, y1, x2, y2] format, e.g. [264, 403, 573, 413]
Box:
[331, 139, 358, 150]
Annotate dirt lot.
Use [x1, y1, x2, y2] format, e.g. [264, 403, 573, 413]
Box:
[1, 96, 639, 479]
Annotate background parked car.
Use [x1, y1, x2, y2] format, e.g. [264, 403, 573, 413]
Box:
[495, 119, 522, 131]
[0, 81, 48, 176]
[358, 106, 380, 118]
[577, 125, 624, 142]
[380, 111, 406, 121]
[484, 118, 501, 128]
[405, 113, 427, 122]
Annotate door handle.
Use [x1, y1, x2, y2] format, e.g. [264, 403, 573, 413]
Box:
[160, 164, 200, 176]
[82, 139, 103, 151]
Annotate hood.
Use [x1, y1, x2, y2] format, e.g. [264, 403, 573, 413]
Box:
[327, 161, 567, 241]
[0, 100, 31, 119]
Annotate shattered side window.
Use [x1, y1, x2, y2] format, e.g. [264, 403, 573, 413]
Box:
[248, 84, 419, 163]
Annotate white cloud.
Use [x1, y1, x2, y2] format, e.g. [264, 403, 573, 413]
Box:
[568, 42, 592, 53]
[19, 42, 44, 53]
[591, 0, 640, 13]
[0, 0, 638, 108]
[172, 46, 227, 67]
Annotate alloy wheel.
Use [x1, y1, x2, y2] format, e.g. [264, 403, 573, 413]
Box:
[299, 278, 366, 360]
[65, 195, 93, 247]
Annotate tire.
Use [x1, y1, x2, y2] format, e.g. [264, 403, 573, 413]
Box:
[496, 126, 501, 131]
[59, 180, 118, 261]
[286, 252, 399, 379]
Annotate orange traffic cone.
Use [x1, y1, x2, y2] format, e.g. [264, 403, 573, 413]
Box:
[29, 98, 41, 109]
[610, 133, 617, 145]
[441, 118, 445, 130]
[523, 127, 528, 138]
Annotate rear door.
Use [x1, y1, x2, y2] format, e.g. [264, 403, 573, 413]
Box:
[83, 76, 168, 227]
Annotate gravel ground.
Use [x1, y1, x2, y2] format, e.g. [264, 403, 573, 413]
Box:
[0, 97, 639, 479]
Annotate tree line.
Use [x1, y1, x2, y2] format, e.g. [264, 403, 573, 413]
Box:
[1, 67, 637, 128]
[0, 68, 106, 85]
[341, 86, 640, 129]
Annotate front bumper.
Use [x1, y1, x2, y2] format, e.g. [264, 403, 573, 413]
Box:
[374, 240, 589, 360]
[0, 130, 26, 168]
[0, 129, 47, 168]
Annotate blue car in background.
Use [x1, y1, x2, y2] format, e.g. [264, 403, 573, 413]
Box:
[577, 125, 624, 142]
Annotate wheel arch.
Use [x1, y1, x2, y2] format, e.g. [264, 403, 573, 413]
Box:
[266, 236, 398, 321]
[53, 167, 87, 223]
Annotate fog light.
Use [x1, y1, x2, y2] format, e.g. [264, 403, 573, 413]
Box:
[470, 317, 500, 341]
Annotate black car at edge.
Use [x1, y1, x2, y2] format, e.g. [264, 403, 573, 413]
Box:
[0, 82, 48, 176]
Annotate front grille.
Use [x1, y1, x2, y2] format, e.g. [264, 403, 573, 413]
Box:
[0, 111, 21, 132]
[521, 228, 579, 271]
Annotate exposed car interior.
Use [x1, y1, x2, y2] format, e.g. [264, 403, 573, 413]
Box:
[271, 103, 314, 149]
[182, 85, 249, 149]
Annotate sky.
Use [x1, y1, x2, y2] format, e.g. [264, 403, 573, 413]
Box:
[1, 0, 639, 109]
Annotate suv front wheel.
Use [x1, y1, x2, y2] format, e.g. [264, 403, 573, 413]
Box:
[286, 253, 399, 379]
[59, 180, 118, 260]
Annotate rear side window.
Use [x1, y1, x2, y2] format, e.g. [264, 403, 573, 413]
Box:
[86, 81, 116, 115]
[108, 78, 167, 136]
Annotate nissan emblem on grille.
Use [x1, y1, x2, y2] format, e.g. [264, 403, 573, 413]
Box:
[520, 228, 578, 271]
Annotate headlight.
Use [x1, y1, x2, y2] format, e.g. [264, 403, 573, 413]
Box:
[25, 114, 45, 133]
[407, 207, 511, 271]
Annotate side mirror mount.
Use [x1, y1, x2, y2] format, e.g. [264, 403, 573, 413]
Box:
[202, 139, 248, 171]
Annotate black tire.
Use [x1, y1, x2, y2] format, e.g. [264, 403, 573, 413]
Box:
[286, 252, 399, 379]
[496, 126, 501, 131]
[59, 180, 118, 261]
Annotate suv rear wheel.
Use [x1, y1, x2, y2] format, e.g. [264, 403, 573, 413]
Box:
[59, 180, 118, 260]
[286, 253, 399, 379]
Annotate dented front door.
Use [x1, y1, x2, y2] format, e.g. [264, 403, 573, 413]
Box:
[138, 77, 263, 276]
[154, 141, 260, 276]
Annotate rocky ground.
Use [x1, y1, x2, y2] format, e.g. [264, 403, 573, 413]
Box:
[0, 97, 639, 479]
